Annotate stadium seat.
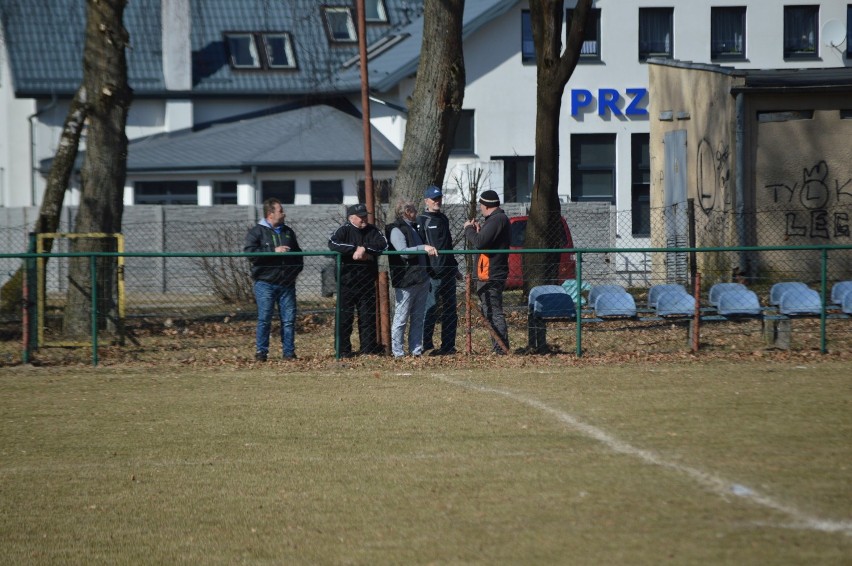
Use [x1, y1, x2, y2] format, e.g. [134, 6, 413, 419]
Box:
[716, 289, 762, 316]
[647, 284, 688, 308]
[588, 284, 626, 307]
[769, 281, 810, 306]
[708, 283, 747, 307]
[594, 291, 636, 318]
[843, 292, 852, 315]
[830, 281, 852, 305]
[778, 288, 822, 316]
[655, 290, 696, 317]
[528, 285, 576, 319]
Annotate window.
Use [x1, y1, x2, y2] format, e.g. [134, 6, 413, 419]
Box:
[570, 134, 616, 204]
[451, 110, 475, 154]
[638, 8, 673, 61]
[521, 10, 535, 62]
[357, 179, 391, 204]
[711, 7, 746, 60]
[365, 0, 388, 23]
[631, 134, 651, 237]
[226, 33, 261, 69]
[784, 5, 819, 59]
[213, 181, 238, 204]
[262, 180, 295, 204]
[323, 7, 357, 43]
[847, 5, 852, 58]
[262, 33, 297, 69]
[310, 180, 343, 204]
[224, 32, 297, 70]
[496, 156, 534, 203]
[134, 181, 198, 205]
[567, 8, 602, 61]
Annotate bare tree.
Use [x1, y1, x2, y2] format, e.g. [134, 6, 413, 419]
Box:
[525, 0, 591, 291]
[63, 0, 131, 337]
[391, 0, 466, 203]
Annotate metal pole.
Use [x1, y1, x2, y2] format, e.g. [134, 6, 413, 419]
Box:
[692, 272, 701, 353]
[575, 253, 583, 357]
[820, 247, 827, 354]
[90, 255, 98, 366]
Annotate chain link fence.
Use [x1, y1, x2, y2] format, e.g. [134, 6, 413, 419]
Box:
[1, 202, 850, 362]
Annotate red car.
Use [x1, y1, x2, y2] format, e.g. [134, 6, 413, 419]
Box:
[506, 215, 576, 290]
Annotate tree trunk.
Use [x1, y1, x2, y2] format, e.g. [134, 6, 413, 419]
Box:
[0, 88, 88, 316]
[392, 0, 465, 203]
[63, 0, 131, 338]
[525, 0, 591, 293]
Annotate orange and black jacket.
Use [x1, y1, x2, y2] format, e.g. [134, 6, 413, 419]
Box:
[464, 208, 510, 282]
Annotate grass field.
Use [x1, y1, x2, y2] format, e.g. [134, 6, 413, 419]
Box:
[1, 359, 850, 564]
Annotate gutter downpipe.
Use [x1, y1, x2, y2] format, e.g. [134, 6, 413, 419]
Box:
[27, 95, 59, 207]
[735, 92, 748, 278]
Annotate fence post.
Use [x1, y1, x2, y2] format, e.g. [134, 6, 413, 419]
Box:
[334, 253, 341, 359]
[820, 247, 828, 354]
[575, 252, 583, 357]
[90, 254, 98, 366]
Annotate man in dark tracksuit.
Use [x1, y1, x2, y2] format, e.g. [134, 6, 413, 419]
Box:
[463, 190, 511, 354]
[328, 203, 388, 357]
[418, 185, 460, 355]
[244, 198, 304, 361]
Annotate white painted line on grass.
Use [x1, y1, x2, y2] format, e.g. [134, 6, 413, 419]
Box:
[436, 375, 852, 537]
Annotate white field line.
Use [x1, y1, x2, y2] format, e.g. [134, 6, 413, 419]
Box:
[436, 375, 852, 536]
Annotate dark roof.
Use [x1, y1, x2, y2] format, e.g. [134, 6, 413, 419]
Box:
[649, 59, 852, 94]
[0, 0, 424, 97]
[40, 104, 401, 173]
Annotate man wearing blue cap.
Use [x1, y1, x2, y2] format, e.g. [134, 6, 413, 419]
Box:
[418, 185, 461, 355]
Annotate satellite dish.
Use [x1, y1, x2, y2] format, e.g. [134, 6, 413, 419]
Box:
[822, 20, 846, 47]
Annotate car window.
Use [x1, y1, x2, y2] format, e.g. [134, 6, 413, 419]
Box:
[510, 220, 526, 247]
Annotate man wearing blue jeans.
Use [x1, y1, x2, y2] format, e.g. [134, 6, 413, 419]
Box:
[245, 198, 303, 361]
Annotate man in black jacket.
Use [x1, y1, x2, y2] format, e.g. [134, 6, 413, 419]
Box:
[418, 185, 460, 355]
[464, 190, 511, 354]
[244, 198, 304, 361]
[328, 203, 388, 357]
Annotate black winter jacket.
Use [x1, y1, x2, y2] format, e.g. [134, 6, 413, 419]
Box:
[327, 221, 388, 284]
[463, 207, 510, 283]
[386, 219, 429, 289]
[244, 222, 304, 285]
[417, 210, 458, 278]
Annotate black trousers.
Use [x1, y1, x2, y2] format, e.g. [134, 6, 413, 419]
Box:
[338, 278, 380, 355]
[477, 280, 509, 353]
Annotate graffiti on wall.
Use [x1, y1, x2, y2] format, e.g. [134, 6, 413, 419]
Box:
[765, 161, 852, 239]
[696, 139, 731, 214]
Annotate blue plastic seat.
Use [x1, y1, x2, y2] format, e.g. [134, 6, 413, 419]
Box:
[588, 284, 626, 307]
[843, 292, 852, 315]
[655, 291, 696, 317]
[594, 291, 636, 318]
[779, 288, 822, 316]
[830, 281, 852, 305]
[528, 285, 576, 319]
[716, 289, 762, 316]
[769, 282, 810, 306]
[708, 283, 747, 307]
[647, 284, 688, 308]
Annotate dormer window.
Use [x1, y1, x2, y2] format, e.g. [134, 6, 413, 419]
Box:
[323, 7, 357, 43]
[365, 0, 388, 23]
[224, 32, 297, 70]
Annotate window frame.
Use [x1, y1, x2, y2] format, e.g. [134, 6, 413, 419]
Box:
[710, 6, 747, 61]
[494, 155, 535, 203]
[224, 32, 297, 71]
[134, 181, 199, 205]
[846, 5, 852, 59]
[631, 134, 651, 237]
[364, 0, 389, 23]
[322, 6, 358, 43]
[570, 134, 617, 205]
[783, 5, 820, 60]
[310, 180, 344, 204]
[521, 10, 535, 62]
[638, 7, 674, 62]
[566, 8, 602, 62]
[450, 110, 475, 155]
[213, 181, 238, 205]
[262, 180, 296, 205]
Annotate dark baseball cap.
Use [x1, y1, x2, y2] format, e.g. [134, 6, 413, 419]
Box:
[347, 203, 368, 217]
[424, 185, 443, 199]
